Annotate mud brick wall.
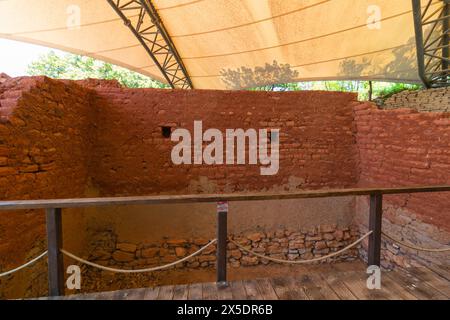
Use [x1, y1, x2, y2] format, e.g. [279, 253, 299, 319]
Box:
[91, 87, 359, 195]
[0, 77, 362, 298]
[84, 87, 360, 266]
[1, 75, 449, 297]
[379, 87, 450, 112]
[0, 76, 95, 298]
[353, 102, 450, 268]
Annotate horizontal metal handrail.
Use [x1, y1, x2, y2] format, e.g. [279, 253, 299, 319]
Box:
[0, 185, 449, 210]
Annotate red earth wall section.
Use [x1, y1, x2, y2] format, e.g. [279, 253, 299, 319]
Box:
[91, 87, 359, 195]
[0, 76, 449, 296]
[0, 77, 95, 297]
[0, 77, 361, 297]
[354, 102, 450, 232]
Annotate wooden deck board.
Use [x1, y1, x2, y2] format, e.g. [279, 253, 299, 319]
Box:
[216, 285, 233, 300]
[229, 280, 247, 300]
[41, 265, 449, 300]
[426, 265, 450, 281]
[242, 280, 261, 300]
[319, 272, 358, 300]
[202, 283, 219, 300]
[386, 268, 446, 300]
[156, 285, 174, 300]
[337, 271, 393, 300]
[384, 271, 428, 300]
[303, 274, 340, 300]
[187, 283, 203, 300]
[410, 267, 450, 298]
[143, 287, 159, 300]
[254, 278, 279, 300]
[379, 272, 417, 300]
[270, 276, 309, 300]
[172, 284, 188, 300]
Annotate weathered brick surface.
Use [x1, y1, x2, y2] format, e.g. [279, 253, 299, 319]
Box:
[354, 102, 450, 230]
[91, 87, 359, 195]
[354, 102, 450, 268]
[0, 76, 95, 298]
[1, 76, 449, 296]
[0, 76, 361, 298]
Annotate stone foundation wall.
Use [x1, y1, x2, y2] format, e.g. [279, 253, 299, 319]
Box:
[89, 224, 360, 271]
[355, 197, 450, 269]
[378, 87, 450, 112]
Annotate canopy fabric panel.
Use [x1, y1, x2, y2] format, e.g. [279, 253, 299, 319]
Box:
[0, 0, 437, 89]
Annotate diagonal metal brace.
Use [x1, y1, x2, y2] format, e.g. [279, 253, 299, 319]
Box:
[107, 0, 193, 89]
[412, 0, 449, 88]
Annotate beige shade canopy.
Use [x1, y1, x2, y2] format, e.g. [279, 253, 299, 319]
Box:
[0, 0, 439, 89]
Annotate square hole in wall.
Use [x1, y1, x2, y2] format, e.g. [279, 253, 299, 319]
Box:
[161, 126, 172, 138]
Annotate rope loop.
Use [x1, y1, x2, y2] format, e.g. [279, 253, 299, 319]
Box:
[0, 251, 48, 278]
[61, 239, 217, 273]
[229, 231, 372, 264]
[382, 231, 450, 253]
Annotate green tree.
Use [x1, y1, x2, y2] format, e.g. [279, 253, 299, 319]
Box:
[250, 79, 420, 101]
[27, 51, 168, 88]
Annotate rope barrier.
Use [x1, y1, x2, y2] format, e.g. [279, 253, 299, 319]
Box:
[0, 251, 48, 278]
[229, 231, 372, 264]
[61, 239, 217, 273]
[382, 231, 450, 253]
[2, 230, 446, 279]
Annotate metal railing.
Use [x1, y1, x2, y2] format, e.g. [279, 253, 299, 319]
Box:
[1, 185, 449, 297]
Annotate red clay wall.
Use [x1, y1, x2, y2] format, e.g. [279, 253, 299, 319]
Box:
[354, 102, 450, 268]
[91, 87, 359, 195]
[1, 76, 449, 296]
[355, 102, 450, 230]
[0, 77, 362, 298]
[0, 77, 94, 297]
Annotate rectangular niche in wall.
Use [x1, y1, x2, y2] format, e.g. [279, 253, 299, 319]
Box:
[161, 126, 172, 138]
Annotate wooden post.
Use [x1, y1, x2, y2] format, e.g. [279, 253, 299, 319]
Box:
[216, 201, 228, 286]
[46, 208, 64, 296]
[368, 193, 382, 267]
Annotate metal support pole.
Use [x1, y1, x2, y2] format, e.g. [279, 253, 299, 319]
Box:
[412, 0, 431, 88]
[216, 201, 228, 286]
[368, 194, 383, 267]
[442, 0, 449, 72]
[46, 208, 64, 296]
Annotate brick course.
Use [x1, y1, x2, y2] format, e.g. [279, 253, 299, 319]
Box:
[378, 87, 450, 112]
[354, 102, 450, 268]
[354, 102, 450, 231]
[0, 76, 94, 268]
[91, 87, 359, 195]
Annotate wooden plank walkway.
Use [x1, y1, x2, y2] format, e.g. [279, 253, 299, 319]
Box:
[53, 265, 449, 300]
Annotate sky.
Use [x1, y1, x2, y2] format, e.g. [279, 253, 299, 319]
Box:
[0, 39, 61, 76]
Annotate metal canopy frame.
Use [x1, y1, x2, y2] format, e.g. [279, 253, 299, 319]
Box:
[412, 0, 450, 88]
[107, 0, 193, 89]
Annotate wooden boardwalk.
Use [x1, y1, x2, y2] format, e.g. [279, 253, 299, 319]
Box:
[53, 264, 450, 300]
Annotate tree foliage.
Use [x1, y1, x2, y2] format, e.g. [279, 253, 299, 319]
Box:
[27, 51, 421, 98]
[27, 51, 168, 88]
[251, 80, 420, 101]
